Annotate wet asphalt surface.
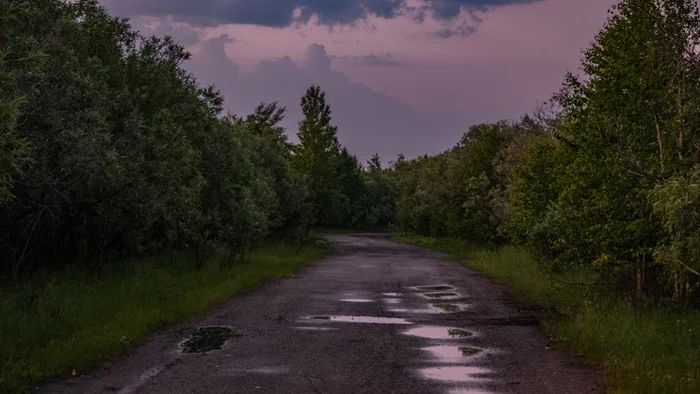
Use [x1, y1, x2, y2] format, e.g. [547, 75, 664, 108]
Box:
[38, 234, 603, 394]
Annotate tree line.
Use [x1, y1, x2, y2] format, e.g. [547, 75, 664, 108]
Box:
[392, 0, 700, 305]
[5, 0, 700, 307]
[0, 0, 398, 281]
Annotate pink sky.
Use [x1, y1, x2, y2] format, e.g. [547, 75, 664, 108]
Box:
[106, 0, 618, 161]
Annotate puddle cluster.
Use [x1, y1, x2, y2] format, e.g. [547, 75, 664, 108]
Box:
[306, 315, 412, 325]
[180, 326, 241, 354]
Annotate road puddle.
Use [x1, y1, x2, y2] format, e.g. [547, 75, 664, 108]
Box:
[382, 292, 402, 297]
[386, 307, 440, 314]
[448, 389, 500, 394]
[292, 326, 339, 331]
[431, 303, 470, 312]
[422, 346, 483, 360]
[419, 366, 492, 383]
[382, 298, 401, 304]
[422, 292, 460, 299]
[403, 326, 475, 339]
[339, 298, 374, 303]
[179, 326, 241, 353]
[414, 285, 455, 291]
[305, 315, 413, 324]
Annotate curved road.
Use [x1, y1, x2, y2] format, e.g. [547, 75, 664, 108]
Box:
[40, 234, 603, 394]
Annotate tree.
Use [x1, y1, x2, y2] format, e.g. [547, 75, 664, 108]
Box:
[368, 153, 382, 173]
[294, 85, 344, 226]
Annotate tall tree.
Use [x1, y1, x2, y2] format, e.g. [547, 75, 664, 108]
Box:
[294, 86, 343, 226]
[368, 153, 382, 173]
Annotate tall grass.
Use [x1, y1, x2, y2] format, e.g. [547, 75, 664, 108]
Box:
[0, 242, 331, 393]
[394, 235, 700, 394]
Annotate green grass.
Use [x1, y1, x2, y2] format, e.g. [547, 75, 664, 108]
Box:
[393, 235, 700, 394]
[0, 242, 331, 393]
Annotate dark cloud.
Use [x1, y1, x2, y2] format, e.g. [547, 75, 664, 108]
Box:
[101, 0, 542, 29]
[436, 20, 478, 38]
[185, 40, 437, 161]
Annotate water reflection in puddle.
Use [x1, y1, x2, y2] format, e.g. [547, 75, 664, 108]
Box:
[448, 389, 500, 394]
[339, 298, 374, 303]
[403, 326, 475, 339]
[179, 326, 241, 353]
[422, 346, 483, 361]
[305, 315, 413, 324]
[382, 298, 401, 304]
[431, 303, 470, 313]
[382, 292, 402, 297]
[419, 366, 491, 383]
[387, 307, 441, 314]
[292, 326, 339, 331]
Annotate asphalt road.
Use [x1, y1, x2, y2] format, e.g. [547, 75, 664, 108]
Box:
[39, 234, 603, 394]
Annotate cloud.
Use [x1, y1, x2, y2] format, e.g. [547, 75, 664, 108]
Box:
[339, 52, 402, 66]
[435, 20, 478, 38]
[185, 40, 434, 161]
[101, 0, 543, 30]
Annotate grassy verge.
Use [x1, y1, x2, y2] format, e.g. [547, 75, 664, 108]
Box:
[0, 242, 332, 393]
[393, 235, 700, 394]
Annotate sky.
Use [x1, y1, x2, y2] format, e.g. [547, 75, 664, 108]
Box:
[100, 0, 618, 163]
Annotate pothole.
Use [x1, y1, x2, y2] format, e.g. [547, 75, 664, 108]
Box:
[403, 326, 475, 339]
[415, 285, 455, 291]
[179, 326, 241, 354]
[305, 315, 412, 325]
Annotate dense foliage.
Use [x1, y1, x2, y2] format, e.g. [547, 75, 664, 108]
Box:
[393, 0, 700, 304]
[0, 0, 396, 281]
